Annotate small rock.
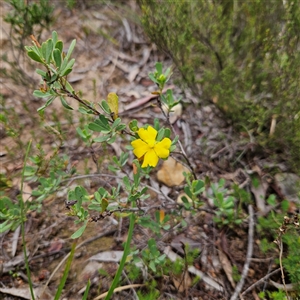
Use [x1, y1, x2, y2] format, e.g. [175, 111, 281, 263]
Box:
[157, 157, 189, 187]
[274, 173, 300, 203]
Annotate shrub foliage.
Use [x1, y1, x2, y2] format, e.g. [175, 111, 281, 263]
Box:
[138, 0, 300, 171]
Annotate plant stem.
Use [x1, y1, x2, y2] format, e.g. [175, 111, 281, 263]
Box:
[20, 140, 35, 300]
[104, 213, 135, 300]
[157, 94, 197, 180]
[54, 241, 77, 300]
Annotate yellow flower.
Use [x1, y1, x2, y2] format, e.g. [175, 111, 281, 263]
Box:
[131, 126, 171, 168]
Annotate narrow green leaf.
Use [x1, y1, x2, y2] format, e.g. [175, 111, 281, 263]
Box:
[61, 68, 72, 77]
[184, 186, 194, 199]
[60, 58, 75, 76]
[53, 48, 62, 68]
[0, 220, 13, 233]
[55, 40, 63, 52]
[71, 222, 87, 239]
[66, 39, 76, 60]
[100, 100, 111, 114]
[156, 128, 165, 141]
[60, 57, 69, 73]
[111, 118, 121, 129]
[33, 90, 52, 98]
[155, 62, 163, 74]
[101, 199, 109, 213]
[36, 68, 47, 77]
[148, 73, 158, 83]
[193, 180, 205, 194]
[107, 135, 117, 144]
[45, 39, 53, 64]
[60, 96, 73, 110]
[24, 46, 32, 52]
[27, 50, 44, 63]
[37, 96, 56, 112]
[65, 81, 74, 93]
[54, 241, 77, 300]
[181, 196, 192, 209]
[82, 279, 91, 300]
[93, 135, 110, 142]
[41, 41, 47, 60]
[52, 31, 58, 45]
[164, 128, 171, 138]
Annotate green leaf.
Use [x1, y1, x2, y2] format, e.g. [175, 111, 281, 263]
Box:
[111, 118, 121, 130]
[60, 58, 75, 76]
[52, 31, 58, 45]
[172, 135, 179, 145]
[0, 219, 13, 233]
[55, 40, 63, 52]
[193, 180, 205, 194]
[88, 115, 110, 132]
[53, 48, 62, 68]
[82, 279, 91, 300]
[129, 119, 138, 132]
[101, 198, 108, 213]
[54, 242, 77, 300]
[65, 81, 74, 93]
[37, 96, 56, 112]
[41, 41, 47, 60]
[93, 135, 110, 143]
[60, 57, 69, 73]
[33, 90, 52, 98]
[155, 62, 163, 74]
[61, 68, 71, 77]
[45, 39, 53, 64]
[36, 68, 47, 77]
[184, 186, 193, 199]
[156, 128, 165, 141]
[181, 196, 192, 209]
[60, 96, 73, 110]
[165, 67, 172, 79]
[66, 39, 76, 60]
[164, 128, 171, 138]
[100, 100, 111, 114]
[27, 50, 44, 63]
[149, 261, 156, 272]
[123, 176, 131, 190]
[89, 123, 106, 133]
[148, 73, 158, 83]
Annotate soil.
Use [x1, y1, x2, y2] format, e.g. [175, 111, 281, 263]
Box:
[0, 2, 299, 300]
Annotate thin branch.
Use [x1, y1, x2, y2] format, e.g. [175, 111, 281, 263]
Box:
[157, 97, 197, 180]
[230, 205, 254, 300]
[61, 173, 175, 203]
[241, 268, 281, 296]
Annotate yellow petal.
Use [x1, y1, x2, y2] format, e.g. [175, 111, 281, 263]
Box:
[154, 138, 171, 158]
[142, 149, 159, 167]
[138, 125, 157, 142]
[131, 139, 150, 158]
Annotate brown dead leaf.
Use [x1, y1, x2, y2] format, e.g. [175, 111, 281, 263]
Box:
[157, 157, 189, 187]
[218, 249, 236, 288]
[48, 239, 64, 253]
[172, 271, 192, 293]
[128, 66, 140, 82]
[0, 286, 53, 300]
